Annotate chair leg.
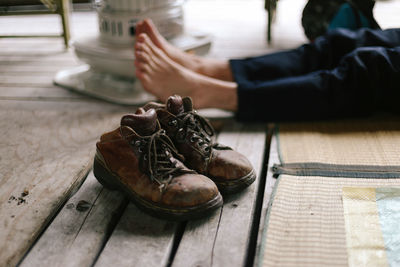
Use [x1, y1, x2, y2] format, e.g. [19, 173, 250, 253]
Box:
[265, 0, 277, 44]
[267, 0, 272, 43]
[59, 0, 71, 48]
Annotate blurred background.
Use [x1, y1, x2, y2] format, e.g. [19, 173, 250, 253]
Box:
[1, 0, 399, 57]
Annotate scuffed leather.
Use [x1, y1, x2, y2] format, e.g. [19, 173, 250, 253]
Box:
[157, 110, 209, 173]
[143, 96, 255, 183]
[96, 125, 218, 208]
[207, 149, 253, 181]
[120, 109, 158, 136]
[156, 107, 254, 182]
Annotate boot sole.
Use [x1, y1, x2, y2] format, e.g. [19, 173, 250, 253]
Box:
[93, 156, 223, 221]
[213, 169, 256, 194]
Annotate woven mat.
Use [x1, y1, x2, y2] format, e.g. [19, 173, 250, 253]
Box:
[260, 175, 400, 267]
[278, 119, 400, 166]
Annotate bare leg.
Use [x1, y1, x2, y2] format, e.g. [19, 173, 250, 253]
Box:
[135, 19, 234, 82]
[135, 33, 238, 111]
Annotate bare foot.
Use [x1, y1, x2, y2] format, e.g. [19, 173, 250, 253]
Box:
[135, 19, 234, 82]
[134, 33, 238, 111]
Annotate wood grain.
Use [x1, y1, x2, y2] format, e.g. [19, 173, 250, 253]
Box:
[0, 101, 129, 266]
[0, 75, 66, 85]
[212, 124, 267, 267]
[171, 210, 221, 267]
[254, 134, 279, 267]
[0, 1, 303, 266]
[19, 172, 128, 267]
[0, 65, 75, 73]
[94, 203, 178, 267]
[172, 123, 267, 267]
[0, 86, 88, 100]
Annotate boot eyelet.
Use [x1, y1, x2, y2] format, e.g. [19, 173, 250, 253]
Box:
[190, 136, 196, 143]
[177, 128, 185, 141]
[204, 147, 210, 152]
[138, 147, 143, 153]
[168, 119, 177, 127]
[134, 140, 141, 147]
[143, 154, 147, 160]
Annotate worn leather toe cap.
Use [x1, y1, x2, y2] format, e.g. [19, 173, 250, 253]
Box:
[208, 150, 254, 181]
[161, 173, 219, 208]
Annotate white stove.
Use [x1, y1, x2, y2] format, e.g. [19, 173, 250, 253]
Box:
[54, 0, 212, 105]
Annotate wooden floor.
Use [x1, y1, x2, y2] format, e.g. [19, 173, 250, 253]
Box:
[1, 0, 399, 266]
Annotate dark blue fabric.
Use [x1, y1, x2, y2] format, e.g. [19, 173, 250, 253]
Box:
[230, 28, 400, 122]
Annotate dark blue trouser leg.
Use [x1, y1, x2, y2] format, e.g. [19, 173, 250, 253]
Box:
[230, 28, 400, 81]
[234, 46, 400, 122]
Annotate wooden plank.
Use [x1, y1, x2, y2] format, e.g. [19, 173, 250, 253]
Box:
[0, 50, 78, 67]
[0, 56, 77, 63]
[0, 60, 79, 67]
[0, 65, 73, 73]
[0, 38, 64, 44]
[0, 101, 129, 266]
[0, 46, 66, 53]
[0, 52, 75, 58]
[212, 124, 267, 267]
[94, 204, 178, 267]
[0, 67, 68, 74]
[21, 122, 237, 267]
[20, 172, 128, 267]
[254, 133, 279, 267]
[0, 46, 68, 53]
[0, 75, 64, 85]
[0, 57, 79, 67]
[172, 122, 267, 267]
[0, 97, 95, 103]
[0, 86, 87, 99]
[171, 211, 221, 267]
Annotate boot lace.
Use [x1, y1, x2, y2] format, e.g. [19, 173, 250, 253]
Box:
[132, 129, 193, 191]
[175, 111, 231, 155]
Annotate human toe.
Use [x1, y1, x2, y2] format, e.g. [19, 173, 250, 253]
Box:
[135, 50, 149, 62]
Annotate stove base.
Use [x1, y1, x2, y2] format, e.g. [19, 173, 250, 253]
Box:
[54, 65, 155, 105]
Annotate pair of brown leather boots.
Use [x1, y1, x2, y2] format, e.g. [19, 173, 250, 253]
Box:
[94, 95, 255, 220]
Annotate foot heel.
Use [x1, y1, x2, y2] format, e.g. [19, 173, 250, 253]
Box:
[93, 157, 119, 191]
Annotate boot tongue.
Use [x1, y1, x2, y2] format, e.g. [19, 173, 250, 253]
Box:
[182, 97, 194, 112]
[121, 108, 158, 136]
[166, 95, 185, 115]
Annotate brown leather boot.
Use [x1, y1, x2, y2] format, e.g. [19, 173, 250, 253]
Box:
[94, 108, 222, 220]
[143, 95, 256, 194]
